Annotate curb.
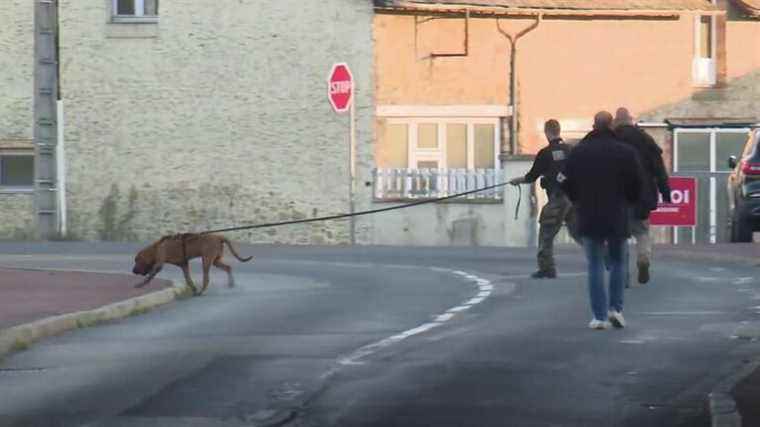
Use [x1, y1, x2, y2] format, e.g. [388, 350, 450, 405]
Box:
[708, 359, 760, 427]
[0, 281, 191, 360]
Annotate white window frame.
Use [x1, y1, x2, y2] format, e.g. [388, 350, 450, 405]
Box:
[0, 151, 35, 193]
[673, 127, 750, 244]
[673, 128, 749, 174]
[112, 0, 159, 23]
[692, 13, 717, 87]
[386, 117, 501, 171]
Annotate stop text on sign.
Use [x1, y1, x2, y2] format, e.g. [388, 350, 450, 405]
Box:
[330, 81, 352, 94]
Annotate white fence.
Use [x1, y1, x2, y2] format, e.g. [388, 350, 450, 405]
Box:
[374, 168, 503, 201]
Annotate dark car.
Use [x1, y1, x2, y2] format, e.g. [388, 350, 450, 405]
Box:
[728, 129, 760, 242]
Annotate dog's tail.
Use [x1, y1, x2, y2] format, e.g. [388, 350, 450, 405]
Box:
[223, 238, 254, 262]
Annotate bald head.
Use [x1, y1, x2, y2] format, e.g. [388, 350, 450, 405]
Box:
[593, 111, 614, 131]
[614, 107, 634, 127]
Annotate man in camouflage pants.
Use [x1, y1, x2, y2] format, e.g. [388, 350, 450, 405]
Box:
[510, 119, 580, 279]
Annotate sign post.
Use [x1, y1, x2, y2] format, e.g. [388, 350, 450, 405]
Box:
[328, 63, 356, 244]
[650, 177, 698, 244]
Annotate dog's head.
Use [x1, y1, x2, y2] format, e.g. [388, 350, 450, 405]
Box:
[132, 243, 158, 276]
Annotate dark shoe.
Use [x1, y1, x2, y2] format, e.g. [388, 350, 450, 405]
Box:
[637, 261, 650, 284]
[531, 270, 557, 279]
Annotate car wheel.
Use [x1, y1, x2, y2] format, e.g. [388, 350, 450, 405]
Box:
[731, 209, 753, 243]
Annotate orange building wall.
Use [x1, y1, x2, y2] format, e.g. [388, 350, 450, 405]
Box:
[375, 13, 709, 154]
[374, 14, 509, 105]
[518, 17, 697, 150]
[726, 21, 760, 80]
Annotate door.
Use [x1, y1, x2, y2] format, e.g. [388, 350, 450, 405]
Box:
[673, 128, 749, 243]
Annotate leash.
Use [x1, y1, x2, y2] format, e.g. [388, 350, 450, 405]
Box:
[514, 184, 521, 220]
[200, 181, 525, 235]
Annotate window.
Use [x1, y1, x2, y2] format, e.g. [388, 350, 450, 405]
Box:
[113, 0, 159, 20]
[375, 118, 501, 200]
[693, 15, 716, 86]
[382, 119, 499, 171]
[0, 155, 34, 190]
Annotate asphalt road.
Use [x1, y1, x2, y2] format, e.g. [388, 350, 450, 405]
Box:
[1, 243, 759, 427]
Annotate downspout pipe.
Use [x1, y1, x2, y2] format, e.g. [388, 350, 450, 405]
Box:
[497, 14, 542, 155]
[55, 0, 67, 237]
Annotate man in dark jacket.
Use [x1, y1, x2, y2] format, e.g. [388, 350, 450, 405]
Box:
[560, 111, 642, 330]
[509, 119, 579, 279]
[613, 108, 671, 285]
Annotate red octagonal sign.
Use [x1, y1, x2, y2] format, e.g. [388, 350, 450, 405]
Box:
[328, 63, 353, 113]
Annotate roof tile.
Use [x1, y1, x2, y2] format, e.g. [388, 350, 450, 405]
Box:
[375, 0, 719, 12]
[732, 0, 760, 15]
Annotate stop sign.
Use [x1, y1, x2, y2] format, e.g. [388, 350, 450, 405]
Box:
[328, 63, 353, 113]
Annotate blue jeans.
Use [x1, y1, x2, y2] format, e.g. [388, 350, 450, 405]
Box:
[582, 237, 629, 321]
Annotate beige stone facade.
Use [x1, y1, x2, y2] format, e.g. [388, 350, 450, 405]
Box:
[0, 1, 35, 239]
[54, 0, 374, 243]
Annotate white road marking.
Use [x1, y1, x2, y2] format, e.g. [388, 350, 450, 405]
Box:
[694, 277, 723, 283]
[435, 313, 455, 322]
[338, 268, 506, 366]
[734, 277, 755, 285]
[500, 272, 586, 280]
[464, 297, 486, 305]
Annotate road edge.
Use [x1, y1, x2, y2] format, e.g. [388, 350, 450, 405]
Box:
[0, 281, 191, 360]
[708, 358, 760, 427]
[660, 250, 760, 268]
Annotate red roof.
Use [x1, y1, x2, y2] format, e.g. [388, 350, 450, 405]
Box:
[375, 0, 719, 12]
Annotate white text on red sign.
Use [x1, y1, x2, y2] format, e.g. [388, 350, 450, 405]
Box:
[330, 81, 352, 94]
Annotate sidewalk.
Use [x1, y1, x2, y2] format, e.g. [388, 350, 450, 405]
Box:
[656, 242, 760, 266]
[0, 268, 179, 357]
[656, 242, 760, 427]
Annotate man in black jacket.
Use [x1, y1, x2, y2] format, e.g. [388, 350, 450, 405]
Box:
[509, 119, 578, 279]
[613, 108, 671, 285]
[560, 111, 642, 330]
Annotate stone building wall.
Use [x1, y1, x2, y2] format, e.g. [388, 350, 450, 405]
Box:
[0, 1, 35, 239]
[58, 0, 375, 243]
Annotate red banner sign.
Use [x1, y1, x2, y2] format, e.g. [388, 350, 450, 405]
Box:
[650, 177, 697, 226]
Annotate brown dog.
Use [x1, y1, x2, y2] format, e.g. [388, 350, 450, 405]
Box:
[132, 233, 253, 296]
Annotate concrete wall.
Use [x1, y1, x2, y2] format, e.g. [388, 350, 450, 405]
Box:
[57, 0, 374, 243]
[0, 0, 35, 239]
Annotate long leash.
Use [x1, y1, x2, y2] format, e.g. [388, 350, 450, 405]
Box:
[514, 184, 521, 221]
[200, 182, 524, 235]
